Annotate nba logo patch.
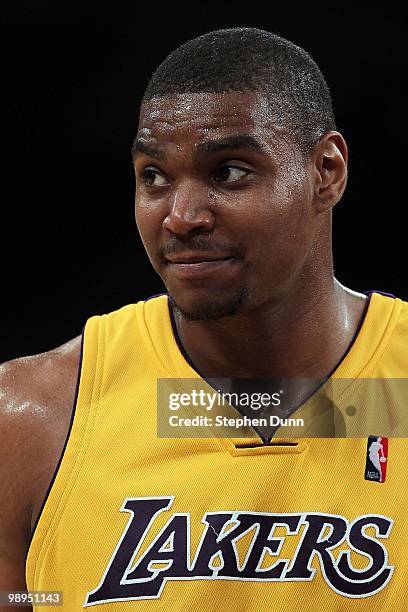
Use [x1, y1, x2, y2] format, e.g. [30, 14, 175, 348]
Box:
[365, 436, 388, 483]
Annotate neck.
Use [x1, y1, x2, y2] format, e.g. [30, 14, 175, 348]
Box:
[172, 278, 368, 379]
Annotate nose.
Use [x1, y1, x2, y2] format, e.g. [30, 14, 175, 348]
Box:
[162, 180, 215, 236]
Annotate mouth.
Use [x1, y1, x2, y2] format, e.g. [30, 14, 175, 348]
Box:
[165, 253, 236, 264]
[164, 256, 239, 278]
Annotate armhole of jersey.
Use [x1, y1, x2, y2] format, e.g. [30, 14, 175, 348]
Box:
[25, 315, 103, 589]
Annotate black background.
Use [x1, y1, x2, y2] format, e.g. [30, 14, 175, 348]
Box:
[2, 2, 407, 362]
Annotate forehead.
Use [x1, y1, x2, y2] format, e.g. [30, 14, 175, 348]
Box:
[137, 91, 287, 148]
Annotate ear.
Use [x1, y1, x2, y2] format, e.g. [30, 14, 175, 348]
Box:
[312, 131, 348, 212]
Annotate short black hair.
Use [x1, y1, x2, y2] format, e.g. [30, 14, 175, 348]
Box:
[142, 27, 337, 154]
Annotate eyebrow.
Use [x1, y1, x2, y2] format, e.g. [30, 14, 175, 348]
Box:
[197, 134, 267, 157]
[131, 139, 165, 161]
[131, 134, 267, 162]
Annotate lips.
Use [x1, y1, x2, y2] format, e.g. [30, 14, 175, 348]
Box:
[164, 254, 239, 279]
[165, 253, 235, 264]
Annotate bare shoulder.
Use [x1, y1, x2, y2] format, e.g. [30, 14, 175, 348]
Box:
[0, 335, 82, 400]
[0, 335, 82, 590]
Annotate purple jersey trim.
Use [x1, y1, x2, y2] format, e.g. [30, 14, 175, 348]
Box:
[144, 292, 167, 302]
[166, 290, 382, 444]
[363, 289, 396, 299]
[323, 291, 372, 380]
[28, 326, 85, 546]
[168, 299, 207, 379]
[167, 292, 374, 383]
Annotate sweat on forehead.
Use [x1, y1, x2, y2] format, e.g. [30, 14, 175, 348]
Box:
[139, 91, 275, 125]
[132, 92, 299, 165]
[136, 92, 291, 154]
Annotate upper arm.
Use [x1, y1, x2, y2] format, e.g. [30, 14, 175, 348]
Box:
[0, 559, 32, 612]
[0, 363, 34, 597]
[0, 335, 81, 601]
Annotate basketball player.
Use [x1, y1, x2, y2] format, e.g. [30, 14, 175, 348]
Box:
[1, 28, 407, 611]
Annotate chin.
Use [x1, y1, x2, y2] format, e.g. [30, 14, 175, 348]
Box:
[168, 288, 249, 322]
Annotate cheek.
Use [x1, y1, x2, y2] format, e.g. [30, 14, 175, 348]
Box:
[135, 196, 164, 250]
[135, 202, 167, 274]
[247, 184, 313, 269]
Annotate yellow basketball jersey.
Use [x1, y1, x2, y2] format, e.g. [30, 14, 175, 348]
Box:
[26, 291, 408, 610]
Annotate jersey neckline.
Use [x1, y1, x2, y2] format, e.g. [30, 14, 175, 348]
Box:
[145, 291, 400, 455]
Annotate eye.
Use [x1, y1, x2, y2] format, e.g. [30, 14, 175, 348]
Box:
[214, 165, 250, 183]
[141, 167, 169, 187]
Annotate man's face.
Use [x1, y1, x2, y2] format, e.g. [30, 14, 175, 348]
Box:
[134, 91, 318, 321]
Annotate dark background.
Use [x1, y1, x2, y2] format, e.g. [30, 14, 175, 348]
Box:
[2, 2, 407, 362]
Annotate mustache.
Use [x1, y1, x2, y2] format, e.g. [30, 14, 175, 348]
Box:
[159, 236, 243, 260]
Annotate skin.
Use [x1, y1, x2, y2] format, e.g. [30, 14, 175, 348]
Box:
[0, 89, 367, 601]
[134, 91, 367, 380]
[0, 337, 81, 609]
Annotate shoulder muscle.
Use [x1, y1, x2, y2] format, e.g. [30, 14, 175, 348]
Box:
[0, 336, 81, 591]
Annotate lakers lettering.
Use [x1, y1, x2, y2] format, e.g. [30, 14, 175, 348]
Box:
[84, 497, 394, 606]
